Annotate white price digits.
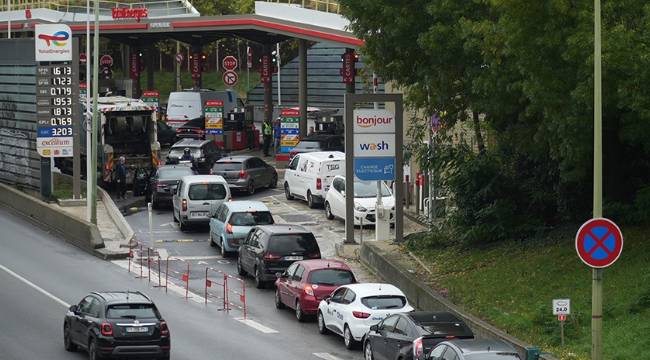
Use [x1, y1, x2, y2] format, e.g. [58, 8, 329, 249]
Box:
[50, 117, 72, 126]
[50, 87, 72, 95]
[52, 127, 72, 136]
[52, 77, 72, 86]
[52, 97, 72, 106]
[52, 67, 72, 75]
[52, 107, 72, 116]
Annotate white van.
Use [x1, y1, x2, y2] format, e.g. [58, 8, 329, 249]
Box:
[283, 151, 345, 208]
[172, 175, 231, 231]
[165, 89, 244, 129]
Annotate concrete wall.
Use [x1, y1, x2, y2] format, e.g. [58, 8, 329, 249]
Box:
[360, 241, 558, 360]
[0, 183, 103, 252]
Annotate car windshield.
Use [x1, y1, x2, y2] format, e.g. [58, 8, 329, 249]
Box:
[465, 354, 521, 360]
[309, 269, 355, 286]
[361, 295, 406, 310]
[188, 183, 227, 200]
[213, 162, 243, 171]
[169, 147, 201, 158]
[268, 233, 319, 253]
[158, 168, 194, 180]
[294, 141, 322, 150]
[354, 181, 392, 198]
[229, 211, 274, 226]
[106, 304, 158, 319]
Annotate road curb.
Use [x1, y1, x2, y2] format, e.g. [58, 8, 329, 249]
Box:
[98, 186, 135, 247]
[360, 241, 558, 360]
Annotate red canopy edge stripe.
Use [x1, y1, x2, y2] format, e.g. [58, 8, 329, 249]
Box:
[0, 23, 24, 30]
[70, 23, 148, 31]
[171, 19, 364, 47]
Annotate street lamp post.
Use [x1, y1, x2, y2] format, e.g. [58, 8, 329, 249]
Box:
[90, 0, 100, 224]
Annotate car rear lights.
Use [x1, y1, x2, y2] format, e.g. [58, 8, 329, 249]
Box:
[413, 337, 423, 358]
[100, 322, 113, 336]
[316, 178, 322, 190]
[226, 223, 233, 234]
[239, 169, 247, 179]
[352, 311, 370, 319]
[263, 253, 282, 261]
[181, 199, 187, 211]
[160, 320, 169, 337]
[304, 285, 314, 296]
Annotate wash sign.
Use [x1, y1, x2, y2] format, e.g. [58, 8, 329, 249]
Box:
[353, 109, 396, 181]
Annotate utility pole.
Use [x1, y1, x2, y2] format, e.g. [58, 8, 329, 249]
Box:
[592, 0, 603, 359]
[276, 43, 282, 105]
[175, 41, 180, 91]
[7, 0, 11, 39]
[90, 0, 100, 224]
[85, 0, 91, 221]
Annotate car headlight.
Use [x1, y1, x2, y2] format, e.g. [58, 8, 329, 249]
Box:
[355, 204, 367, 212]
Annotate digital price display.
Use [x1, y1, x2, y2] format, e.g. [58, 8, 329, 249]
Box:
[36, 64, 79, 157]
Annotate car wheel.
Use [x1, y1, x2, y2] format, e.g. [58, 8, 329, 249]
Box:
[220, 238, 228, 257]
[63, 324, 76, 352]
[284, 182, 294, 200]
[255, 266, 265, 289]
[237, 256, 246, 276]
[325, 202, 334, 220]
[179, 212, 187, 231]
[247, 181, 256, 195]
[344, 325, 358, 350]
[172, 210, 178, 223]
[88, 338, 102, 360]
[151, 193, 158, 209]
[307, 191, 316, 208]
[295, 300, 305, 322]
[364, 340, 374, 360]
[209, 232, 216, 247]
[275, 289, 285, 309]
[317, 311, 329, 335]
[269, 174, 278, 189]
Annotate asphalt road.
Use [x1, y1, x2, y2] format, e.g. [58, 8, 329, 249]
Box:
[0, 205, 363, 360]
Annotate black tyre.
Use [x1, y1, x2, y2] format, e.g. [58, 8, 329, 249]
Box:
[88, 338, 102, 360]
[247, 181, 256, 195]
[325, 202, 334, 220]
[209, 233, 216, 247]
[237, 256, 246, 276]
[275, 289, 285, 309]
[295, 300, 305, 322]
[255, 267, 265, 289]
[344, 325, 358, 350]
[269, 174, 278, 188]
[220, 238, 228, 257]
[63, 324, 76, 352]
[284, 183, 294, 200]
[317, 311, 329, 335]
[307, 191, 316, 209]
[364, 340, 374, 360]
[179, 213, 187, 232]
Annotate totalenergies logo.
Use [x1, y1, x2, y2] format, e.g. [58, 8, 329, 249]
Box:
[38, 31, 69, 47]
[356, 114, 393, 128]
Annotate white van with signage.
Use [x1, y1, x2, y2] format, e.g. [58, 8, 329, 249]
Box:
[165, 89, 244, 129]
[284, 151, 345, 208]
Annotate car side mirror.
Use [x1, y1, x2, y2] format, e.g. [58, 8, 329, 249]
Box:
[323, 295, 331, 304]
[369, 324, 378, 332]
[340, 190, 345, 197]
[275, 272, 286, 279]
[69, 305, 78, 314]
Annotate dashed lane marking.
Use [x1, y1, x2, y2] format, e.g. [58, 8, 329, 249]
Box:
[154, 239, 205, 243]
[313, 353, 344, 360]
[0, 264, 70, 308]
[171, 255, 224, 261]
[235, 318, 279, 334]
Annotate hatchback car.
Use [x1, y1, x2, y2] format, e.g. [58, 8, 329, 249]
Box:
[318, 283, 414, 349]
[325, 175, 395, 225]
[275, 259, 356, 322]
[364, 312, 474, 360]
[209, 201, 274, 257]
[63, 291, 170, 360]
[289, 134, 344, 159]
[211, 156, 278, 195]
[427, 339, 521, 360]
[172, 175, 231, 231]
[166, 138, 225, 174]
[146, 165, 196, 208]
[237, 225, 321, 289]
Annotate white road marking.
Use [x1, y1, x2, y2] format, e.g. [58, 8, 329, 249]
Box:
[313, 353, 344, 360]
[197, 261, 208, 265]
[172, 255, 224, 261]
[234, 318, 279, 334]
[0, 264, 70, 308]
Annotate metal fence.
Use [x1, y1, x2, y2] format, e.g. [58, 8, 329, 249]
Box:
[264, 0, 340, 14]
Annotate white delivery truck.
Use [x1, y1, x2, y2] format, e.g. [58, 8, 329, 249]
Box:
[283, 151, 345, 208]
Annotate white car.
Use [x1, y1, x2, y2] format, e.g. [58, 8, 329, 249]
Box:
[172, 175, 231, 231]
[284, 151, 345, 208]
[317, 283, 414, 349]
[324, 175, 395, 225]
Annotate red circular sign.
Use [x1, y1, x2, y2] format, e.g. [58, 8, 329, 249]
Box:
[222, 70, 238, 86]
[80, 53, 87, 63]
[575, 218, 623, 268]
[222, 56, 238, 71]
[176, 53, 184, 64]
[100, 54, 113, 67]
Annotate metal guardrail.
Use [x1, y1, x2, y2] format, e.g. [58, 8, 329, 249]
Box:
[264, 0, 340, 14]
[8, 0, 198, 17]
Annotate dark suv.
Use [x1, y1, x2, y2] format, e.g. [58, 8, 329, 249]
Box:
[166, 138, 225, 174]
[63, 291, 170, 360]
[237, 225, 321, 289]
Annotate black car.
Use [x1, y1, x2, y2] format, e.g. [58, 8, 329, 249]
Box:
[157, 121, 177, 146]
[211, 155, 278, 195]
[175, 117, 205, 139]
[289, 134, 344, 159]
[364, 312, 474, 360]
[63, 291, 170, 360]
[146, 164, 196, 208]
[166, 138, 225, 174]
[237, 224, 321, 289]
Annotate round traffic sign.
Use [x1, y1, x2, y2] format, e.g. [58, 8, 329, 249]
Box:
[222, 55, 238, 71]
[223, 70, 238, 86]
[100, 54, 113, 67]
[176, 52, 184, 64]
[575, 218, 623, 268]
[80, 53, 87, 64]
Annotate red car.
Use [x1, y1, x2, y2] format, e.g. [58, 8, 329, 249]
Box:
[274, 259, 356, 322]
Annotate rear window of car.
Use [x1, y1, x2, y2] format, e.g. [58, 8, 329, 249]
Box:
[213, 162, 243, 171]
[106, 303, 159, 319]
[465, 354, 521, 360]
[169, 147, 201, 158]
[268, 233, 319, 253]
[158, 168, 194, 179]
[188, 183, 227, 200]
[229, 211, 274, 226]
[361, 295, 406, 310]
[294, 141, 322, 150]
[308, 269, 355, 286]
[417, 322, 474, 337]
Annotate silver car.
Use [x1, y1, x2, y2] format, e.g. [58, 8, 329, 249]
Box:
[210, 156, 278, 195]
[428, 339, 521, 360]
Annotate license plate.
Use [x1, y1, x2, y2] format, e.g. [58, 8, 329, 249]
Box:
[126, 327, 148, 333]
[191, 211, 209, 218]
[284, 256, 303, 261]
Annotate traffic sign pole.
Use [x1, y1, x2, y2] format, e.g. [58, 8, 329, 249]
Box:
[593, 0, 603, 359]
